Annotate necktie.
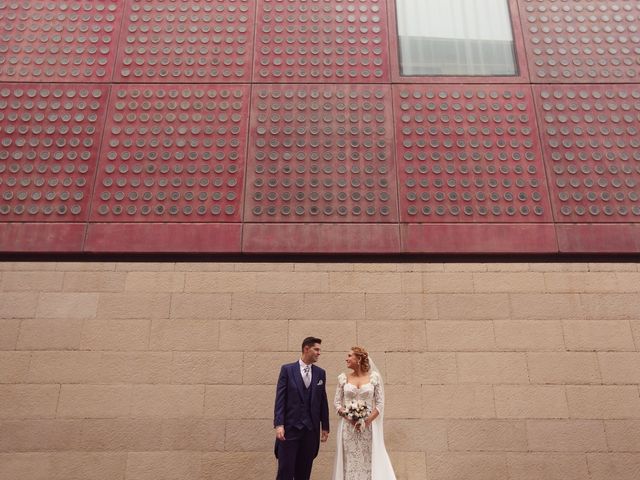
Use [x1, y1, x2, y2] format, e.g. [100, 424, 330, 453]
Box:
[303, 365, 311, 388]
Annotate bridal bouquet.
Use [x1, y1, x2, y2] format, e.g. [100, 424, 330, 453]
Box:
[344, 400, 370, 429]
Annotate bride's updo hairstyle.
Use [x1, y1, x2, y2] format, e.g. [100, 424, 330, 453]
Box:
[351, 346, 370, 372]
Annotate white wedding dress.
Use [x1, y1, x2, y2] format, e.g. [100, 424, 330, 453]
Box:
[332, 370, 396, 480]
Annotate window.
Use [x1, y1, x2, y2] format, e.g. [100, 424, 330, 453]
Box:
[396, 0, 518, 76]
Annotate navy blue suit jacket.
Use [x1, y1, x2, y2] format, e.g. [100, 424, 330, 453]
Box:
[274, 361, 330, 434]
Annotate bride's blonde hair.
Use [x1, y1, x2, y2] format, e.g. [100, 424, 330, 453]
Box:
[351, 346, 370, 372]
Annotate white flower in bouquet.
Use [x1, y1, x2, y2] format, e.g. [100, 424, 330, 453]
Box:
[344, 400, 370, 429]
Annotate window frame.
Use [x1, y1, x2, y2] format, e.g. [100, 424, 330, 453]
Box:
[389, 0, 530, 83]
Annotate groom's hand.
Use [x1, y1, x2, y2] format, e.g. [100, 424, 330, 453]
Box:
[321, 430, 329, 442]
[275, 426, 285, 441]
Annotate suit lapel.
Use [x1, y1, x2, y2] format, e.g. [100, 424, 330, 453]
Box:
[310, 365, 317, 396]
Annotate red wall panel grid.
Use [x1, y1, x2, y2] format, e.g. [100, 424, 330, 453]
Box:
[0, 0, 639, 254]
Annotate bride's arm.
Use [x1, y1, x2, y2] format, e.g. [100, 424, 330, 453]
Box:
[334, 373, 346, 416]
[365, 373, 383, 427]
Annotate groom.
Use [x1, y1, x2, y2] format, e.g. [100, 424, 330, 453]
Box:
[274, 336, 330, 480]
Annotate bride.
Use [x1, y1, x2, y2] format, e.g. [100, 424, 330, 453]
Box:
[332, 346, 396, 480]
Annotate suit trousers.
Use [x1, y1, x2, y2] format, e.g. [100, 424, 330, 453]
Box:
[276, 426, 319, 480]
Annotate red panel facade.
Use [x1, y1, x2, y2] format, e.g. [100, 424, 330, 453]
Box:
[114, 0, 255, 83]
[0, 1, 123, 83]
[92, 84, 249, 222]
[0, 0, 639, 255]
[394, 84, 552, 223]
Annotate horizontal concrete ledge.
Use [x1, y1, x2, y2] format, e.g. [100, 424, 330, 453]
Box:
[401, 224, 558, 254]
[0, 223, 86, 252]
[242, 223, 401, 253]
[85, 223, 242, 253]
[557, 224, 640, 253]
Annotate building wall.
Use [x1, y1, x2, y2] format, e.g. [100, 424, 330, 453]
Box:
[1, 261, 640, 479]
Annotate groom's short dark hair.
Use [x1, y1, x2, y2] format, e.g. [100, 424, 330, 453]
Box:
[301, 336, 321, 352]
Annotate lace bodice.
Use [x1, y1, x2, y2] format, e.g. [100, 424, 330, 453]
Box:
[334, 372, 384, 415]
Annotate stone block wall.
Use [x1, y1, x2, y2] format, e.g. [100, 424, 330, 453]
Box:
[1, 261, 639, 479]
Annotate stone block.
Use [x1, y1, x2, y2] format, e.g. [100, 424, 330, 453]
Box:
[0, 272, 63, 292]
[401, 272, 423, 293]
[149, 319, 219, 351]
[115, 262, 175, 272]
[224, 419, 274, 451]
[125, 452, 202, 480]
[598, 353, 640, 384]
[526, 419, 607, 451]
[78, 418, 164, 451]
[457, 353, 528, 384]
[231, 293, 304, 319]
[0, 293, 38, 318]
[36, 293, 98, 319]
[96, 293, 170, 319]
[161, 418, 226, 451]
[184, 272, 256, 292]
[17, 318, 84, 351]
[386, 352, 457, 385]
[473, 272, 545, 293]
[49, 452, 127, 480]
[364, 294, 428, 320]
[447, 419, 527, 451]
[256, 272, 330, 293]
[423, 273, 474, 293]
[57, 385, 131, 418]
[302, 293, 366, 320]
[357, 321, 427, 351]
[494, 385, 569, 418]
[510, 294, 583, 320]
[328, 272, 402, 293]
[437, 294, 510, 320]
[204, 386, 274, 419]
[130, 385, 205, 417]
[0, 385, 59, 418]
[426, 453, 508, 480]
[0, 352, 30, 383]
[201, 452, 276, 479]
[580, 294, 640, 320]
[81, 320, 150, 351]
[422, 385, 496, 419]
[527, 352, 601, 384]
[170, 293, 231, 319]
[384, 419, 448, 451]
[219, 320, 288, 351]
[171, 352, 243, 385]
[494, 320, 564, 351]
[427, 321, 496, 351]
[544, 272, 620, 293]
[175, 263, 236, 272]
[506, 453, 589, 480]
[563, 320, 635, 351]
[443, 264, 488, 272]
[566, 386, 640, 419]
[235, 263, 295, 272]
[0, 320, 19, 349]
[615, 273, 640, 292]
[27, 352, 102, 384]
[124, 272, 184, 292]
[55, 262, 117, 272]
[528, 263, 588, 272]
[587, 453, 640, 480]
[605, 420, 640, 451]
[0, 419, 82, 452]
[97, 352, 173, 384]
[242, 352, 295, 385]
[0, 453, 50, 480]
[384, 385, 423, 418]
[288, 320, 357, 353]
[388, 451, 426, 480]
[62, 272, 126, 292]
